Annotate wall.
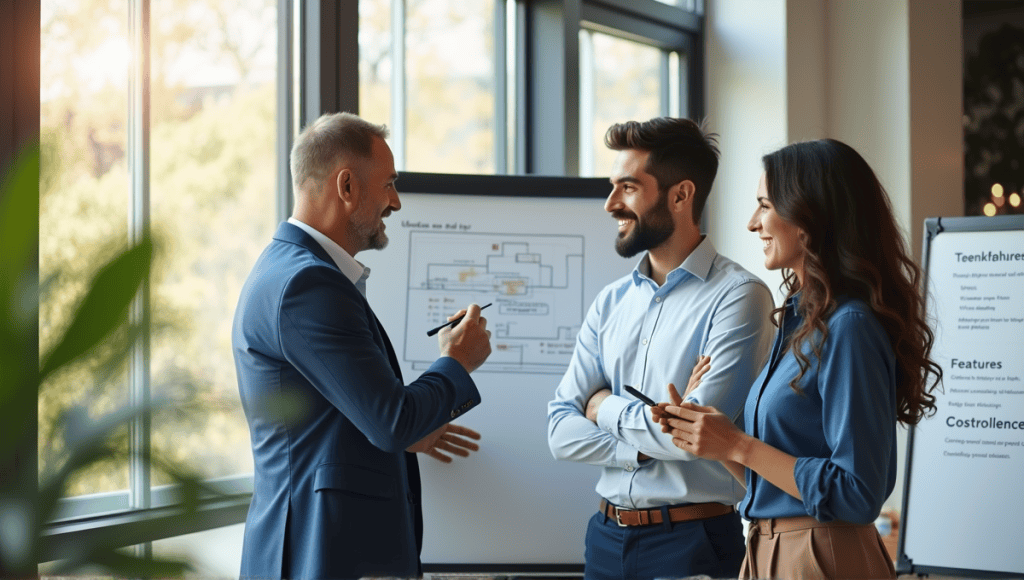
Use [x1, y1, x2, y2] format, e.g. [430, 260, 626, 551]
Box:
[908, 0, 963, 251]
[706, 0, 963, 510]
[705, 0, 788, 303]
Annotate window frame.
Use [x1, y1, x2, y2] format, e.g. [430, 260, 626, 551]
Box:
[526, 0, 704, 176]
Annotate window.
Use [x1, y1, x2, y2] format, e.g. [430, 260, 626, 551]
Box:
[39, 0, 276, 518]
[147, 0, 276, 487]
[577, 1, 700, 177]
[579, 30, 670, 177]
[39, 0, 133, 498]
[359, 0, 505, 174]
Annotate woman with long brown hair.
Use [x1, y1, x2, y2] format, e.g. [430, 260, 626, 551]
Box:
[656, 139, 942, 578]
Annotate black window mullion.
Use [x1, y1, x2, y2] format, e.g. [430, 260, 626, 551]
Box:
[585, 0, 701, 33]
[526, 0, 582, 176]
[299, 0, 358, 127]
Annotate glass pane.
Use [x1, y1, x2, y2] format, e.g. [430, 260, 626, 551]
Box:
[148, 0, 277, 484]
[581, 31, 663, 177]
[405, 0, 495, 173]
[359, 0, 392, 134]
[39, 0, 131, 496]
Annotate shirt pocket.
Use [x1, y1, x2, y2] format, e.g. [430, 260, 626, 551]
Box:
[313, 463, 396, 501]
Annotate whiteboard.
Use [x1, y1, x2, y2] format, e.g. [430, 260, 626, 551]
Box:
[359, 174, 634, 569]
[899, 215, 1024, 577]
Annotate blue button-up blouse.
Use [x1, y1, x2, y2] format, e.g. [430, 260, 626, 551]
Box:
[739, 295, 898, 525]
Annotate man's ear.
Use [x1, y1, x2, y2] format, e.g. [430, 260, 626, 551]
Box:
[336, 167, 357, 206]
[670, 180, 696, 215]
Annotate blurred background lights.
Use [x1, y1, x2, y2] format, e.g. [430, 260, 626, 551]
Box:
[983, 202, 997, 216]
[1010, 192, 1022, 207]
[991, 183, 1004, 197]
[994, 195, 1005, 207]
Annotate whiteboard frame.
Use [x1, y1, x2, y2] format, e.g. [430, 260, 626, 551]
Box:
[897, 214, 1024, 578]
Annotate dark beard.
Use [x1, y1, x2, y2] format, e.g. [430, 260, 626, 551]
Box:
[614, 201, 674, 258]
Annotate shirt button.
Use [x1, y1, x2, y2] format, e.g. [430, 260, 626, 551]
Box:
[655, 296, 662, 303]
[642, 338, 648, 345]
[625, 464, 634, 472]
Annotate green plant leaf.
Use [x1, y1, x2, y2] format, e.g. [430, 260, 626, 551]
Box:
[0, 144, 41, 462]
[39, 237, 153, 381]
[0, 145, 39, 296]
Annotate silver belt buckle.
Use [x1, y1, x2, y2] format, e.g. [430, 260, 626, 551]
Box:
[614, 506, 628, 527]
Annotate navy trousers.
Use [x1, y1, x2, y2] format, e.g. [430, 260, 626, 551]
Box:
[584, 509, 745, 580]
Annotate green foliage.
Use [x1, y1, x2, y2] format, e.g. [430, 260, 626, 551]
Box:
[0, 144, 205, 577]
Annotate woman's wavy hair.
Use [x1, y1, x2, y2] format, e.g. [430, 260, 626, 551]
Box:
[763, 139, 941, 425]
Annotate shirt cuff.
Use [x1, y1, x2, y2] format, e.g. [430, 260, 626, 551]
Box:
[595, 394, 630, 437]
[794, 456, 835, 522]
[614, 439, 642, 471]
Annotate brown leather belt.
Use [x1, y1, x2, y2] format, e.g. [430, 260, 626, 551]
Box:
[600, 499, 735, 527]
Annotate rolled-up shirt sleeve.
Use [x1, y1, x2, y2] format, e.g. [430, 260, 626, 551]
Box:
[793, 311, 897, 524]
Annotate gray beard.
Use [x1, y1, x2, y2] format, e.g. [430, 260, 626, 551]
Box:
[352, 217, 388, 251]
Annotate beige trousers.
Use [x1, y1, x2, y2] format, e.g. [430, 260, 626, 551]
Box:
[740, 516, 896, 580]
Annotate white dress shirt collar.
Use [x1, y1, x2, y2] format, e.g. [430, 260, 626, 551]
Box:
[287, 217, 370, 287]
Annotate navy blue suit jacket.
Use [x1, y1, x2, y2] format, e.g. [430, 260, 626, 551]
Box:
[232, 222, 481, 579]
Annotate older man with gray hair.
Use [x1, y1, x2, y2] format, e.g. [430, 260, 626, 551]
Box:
[233, 111, 492, 579]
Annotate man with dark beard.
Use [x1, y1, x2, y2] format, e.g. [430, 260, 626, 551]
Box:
[547, 117, 775, 579]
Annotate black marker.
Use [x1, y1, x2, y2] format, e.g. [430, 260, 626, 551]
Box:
[426, 303, 493, 337]
[623, 385, 657, 406]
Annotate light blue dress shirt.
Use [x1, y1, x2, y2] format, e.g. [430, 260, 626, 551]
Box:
[547, 237, 775, 509]
[739, 296, 897, 524]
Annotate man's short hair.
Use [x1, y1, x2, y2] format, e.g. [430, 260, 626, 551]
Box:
[604, 117, 720, 223]
[290, 112, 389, 195]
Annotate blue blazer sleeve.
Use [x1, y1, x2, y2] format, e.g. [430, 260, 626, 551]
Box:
[279, 263, 480, 452]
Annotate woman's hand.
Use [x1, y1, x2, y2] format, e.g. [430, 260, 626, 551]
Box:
[683, 354, 710, 399]
[661, 402, 750, 463]
[650, 355, 710, 425]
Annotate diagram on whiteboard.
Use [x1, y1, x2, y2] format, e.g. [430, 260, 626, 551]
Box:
[404, 231, 584, 374]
